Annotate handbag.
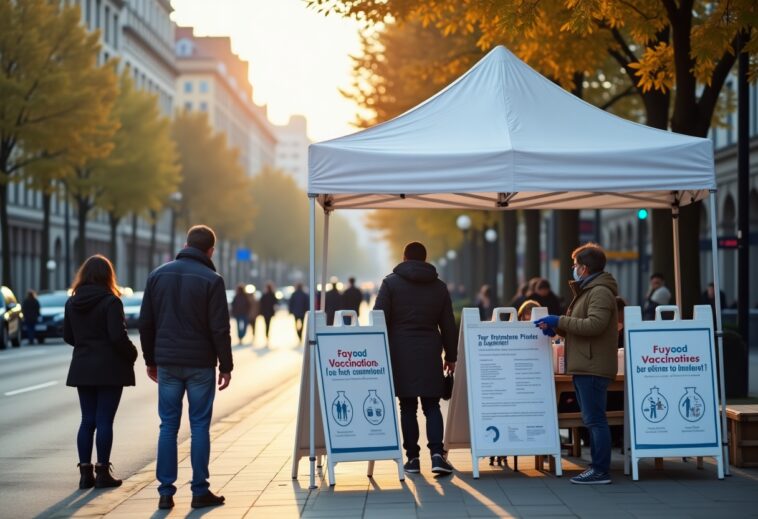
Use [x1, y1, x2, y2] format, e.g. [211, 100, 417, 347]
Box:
[442, 371, 454, 401]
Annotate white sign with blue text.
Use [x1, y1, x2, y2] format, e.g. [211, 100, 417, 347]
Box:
[624, 305, 724, 480]
[458, 307, 562, 478]
[314, 310, 403, 485]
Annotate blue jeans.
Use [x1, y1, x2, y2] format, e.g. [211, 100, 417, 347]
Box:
[398, 397, 444, 459]
[24, 321, 37, 344]
[234, 317, 249, 340]
[157, 366, 216, 497]
[573, 375, 611, 474]
[76, 386, 123, 464]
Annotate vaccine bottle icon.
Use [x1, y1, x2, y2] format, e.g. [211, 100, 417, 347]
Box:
[363, 390, 385, 425]
[679, 387, 705, 422]
[641, 386, 668, 423]
[332, 391, 353, 426]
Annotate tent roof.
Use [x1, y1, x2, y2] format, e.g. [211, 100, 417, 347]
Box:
[308, 46, 715, 210]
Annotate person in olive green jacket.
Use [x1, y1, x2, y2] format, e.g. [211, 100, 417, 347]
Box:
[535, 243, 618, 485]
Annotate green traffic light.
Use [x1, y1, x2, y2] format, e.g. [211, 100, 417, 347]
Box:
[637, 209, 649, 220]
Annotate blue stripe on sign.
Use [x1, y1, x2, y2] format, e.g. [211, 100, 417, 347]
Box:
[331, 446, 399, 454]
[634, 443, 719, 449]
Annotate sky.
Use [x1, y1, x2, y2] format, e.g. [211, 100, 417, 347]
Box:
[170, 0, 364, 142]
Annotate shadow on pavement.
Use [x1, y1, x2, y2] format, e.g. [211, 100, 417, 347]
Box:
[33, 487, 113, 519]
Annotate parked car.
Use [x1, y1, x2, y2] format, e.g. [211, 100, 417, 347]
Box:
[35, 291, 70, 343]
[121, 291, 143, 329]
[1, 286, 23, 348]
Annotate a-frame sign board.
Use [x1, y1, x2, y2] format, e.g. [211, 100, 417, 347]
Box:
[292, 310, 404, 486]
[445, 307, 562, 478]
[623, 305, 725, 480]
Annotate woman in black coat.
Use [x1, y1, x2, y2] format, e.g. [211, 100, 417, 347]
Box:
[258, 283, 279, 342]
[64, 255, 138, 490]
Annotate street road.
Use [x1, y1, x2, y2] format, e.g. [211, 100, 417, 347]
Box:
[0, 312, 304, 518]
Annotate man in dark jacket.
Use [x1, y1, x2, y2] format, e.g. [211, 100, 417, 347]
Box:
[139, 225, 232, 510]
[288, 283, 309, 340]
[324, 281, 341, 326]
[341, 277, 363, 316]
[374, 241, 458, 475]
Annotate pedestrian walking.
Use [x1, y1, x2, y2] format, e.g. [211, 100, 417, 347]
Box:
[535, 242, 618, 485]
[374, 241, 458, 475]
[641, 273, 671, 320]
[230, 285, 251, 343]
[139, 225, 232, 510]
[259, 283, 278, 343]
[476, 284, 496, 321]
[341, 277, 363, 316]
[324, 281, 341, 325]
[21, 290, 41, 345]
[64, 255, 138, 490]
[288, 283, 309, 340]
[248, 289, 260, 342]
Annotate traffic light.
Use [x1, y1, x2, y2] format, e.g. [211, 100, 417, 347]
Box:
[637, 208, 649, 220]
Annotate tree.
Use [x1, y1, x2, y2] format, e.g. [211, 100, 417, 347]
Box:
[172, 111, 254, 242]
[95, 73, 180, 270]
[311, 0, 758, 313]
[0, 0, 116, 288]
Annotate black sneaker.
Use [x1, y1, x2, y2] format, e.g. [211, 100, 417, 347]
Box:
[158, 495, 174, 510]
[570, 468, 611, 485]
[431, 454, 453, 475]
[403, 458, 420, 473]
[191, 491, 225, 508]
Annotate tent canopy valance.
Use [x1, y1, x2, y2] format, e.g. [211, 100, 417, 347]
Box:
[308, 46, 715, 211]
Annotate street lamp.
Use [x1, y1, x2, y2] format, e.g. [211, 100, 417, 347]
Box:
[46, 260, 56, 290]
[484, 228, 498, 302]
[446, 249, 457, 260]
[457, 214, 472, 300]
[169, 191, 183, 255]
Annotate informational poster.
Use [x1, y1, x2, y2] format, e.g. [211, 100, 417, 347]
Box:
[316, 331, 400, 456]
[624, 305, 724, 480]
[450, 308, 561, 477]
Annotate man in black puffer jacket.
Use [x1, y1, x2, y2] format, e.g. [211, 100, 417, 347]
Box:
[374, 241, 458, 476]
[139, 225, 232, 510]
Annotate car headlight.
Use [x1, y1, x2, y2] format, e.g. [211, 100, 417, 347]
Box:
[53, 313, 65, 323]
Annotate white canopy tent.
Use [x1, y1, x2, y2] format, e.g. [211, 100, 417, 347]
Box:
[301, 46, 727, 488]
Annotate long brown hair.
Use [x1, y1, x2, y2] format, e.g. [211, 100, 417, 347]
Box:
[71, 255, 120, 297]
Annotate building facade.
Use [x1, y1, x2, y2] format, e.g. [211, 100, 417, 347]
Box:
[274, 115, 311, 188]
[174, 27, 277, 177]
[3, 0, 177, 296]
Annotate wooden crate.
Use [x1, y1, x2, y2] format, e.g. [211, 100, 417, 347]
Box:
[726, 405, 758, 468]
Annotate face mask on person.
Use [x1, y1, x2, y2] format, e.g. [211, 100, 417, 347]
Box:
[572, 265, 584, 282]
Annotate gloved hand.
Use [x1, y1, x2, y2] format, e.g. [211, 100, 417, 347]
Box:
[534, 315, 560, 329]
[541, 327, 556, 337]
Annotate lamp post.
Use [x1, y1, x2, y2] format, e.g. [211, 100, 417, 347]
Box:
[169, 191, 183, 256]
[485, 228, 498, 302]
[456, 214, 472, 300]
[446, 249, 457, 286]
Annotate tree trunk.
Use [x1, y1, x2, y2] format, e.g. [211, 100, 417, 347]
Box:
[501, 211, 518, 304]
[39, 192, 52, 291]
[524, 210, 541, 281]
[75, 197, 90, 267]
[129, 213, 138, 288]
[108, 213, 120, 268]
[556, 210, 580, 300]
[0, 182, 11, 289]
[148, 211, 157, 271]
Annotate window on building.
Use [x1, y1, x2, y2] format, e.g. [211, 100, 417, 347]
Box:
[95, 0, 101, 28]
[113, 14, 118, 48]
[183, 81, 193, 93]
[199, 80, 209, 93]
[104, 5, 110, 44]
[199, 101, 208, 112]
[85, 0, 91, 28]
[184, 101, 192, 111]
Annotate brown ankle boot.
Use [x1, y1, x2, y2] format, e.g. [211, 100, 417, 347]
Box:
[94, 463, 122, 488]
[78, 463, 95, 489]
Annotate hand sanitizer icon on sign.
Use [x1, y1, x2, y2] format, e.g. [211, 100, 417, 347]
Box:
[679, 387, 705, 422]
[641, 386, 668, 423]
[363, 390, 385, 425]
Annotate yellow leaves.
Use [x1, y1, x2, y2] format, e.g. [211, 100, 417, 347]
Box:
[628, 42, 674, 93]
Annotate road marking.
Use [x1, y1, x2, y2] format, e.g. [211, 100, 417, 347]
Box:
[4, 380, 58, 396]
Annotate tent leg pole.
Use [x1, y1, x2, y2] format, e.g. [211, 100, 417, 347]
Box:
[709, 191, 730, 476]
[672, 206, 682, 313]
[320, 211, 331, 311]
[308, 197, 317, 489]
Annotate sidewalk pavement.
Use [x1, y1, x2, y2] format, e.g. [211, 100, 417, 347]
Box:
[67, 380, 758, 519]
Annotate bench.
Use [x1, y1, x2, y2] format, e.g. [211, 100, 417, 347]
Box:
[727, 404, 758, 468]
